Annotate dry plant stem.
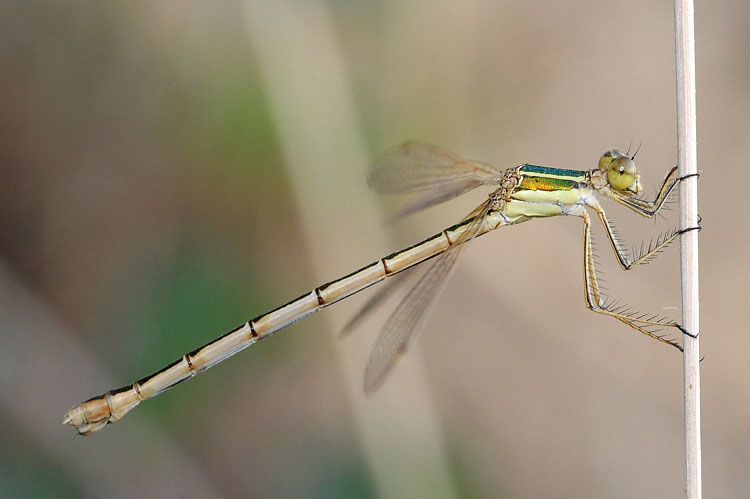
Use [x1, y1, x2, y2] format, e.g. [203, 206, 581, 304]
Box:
[674, 0, 702, 497]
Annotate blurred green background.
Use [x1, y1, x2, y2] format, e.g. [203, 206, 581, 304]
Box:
[1, 1, 748, 498]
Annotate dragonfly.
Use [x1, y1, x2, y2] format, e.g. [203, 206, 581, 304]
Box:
[64, 142, 699, 435]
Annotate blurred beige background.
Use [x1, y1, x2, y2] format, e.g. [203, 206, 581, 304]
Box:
[1, 1, 747, 498]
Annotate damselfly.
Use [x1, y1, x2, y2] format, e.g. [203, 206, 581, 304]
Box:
[64, 142, 699, 435]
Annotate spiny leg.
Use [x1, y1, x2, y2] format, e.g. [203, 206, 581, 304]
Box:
[589, 199, 700, 271]
[610, 167, 697, 217]
[578, 209, 688, 351]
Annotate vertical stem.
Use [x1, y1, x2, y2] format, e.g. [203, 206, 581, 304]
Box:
[674, 0, 702, 497]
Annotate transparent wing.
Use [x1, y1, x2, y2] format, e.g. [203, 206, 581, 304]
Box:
[340, 271, 412, 337]
[369, 142, 503, 221]
[363, 199, 494, 394]
[369, 142, 503, 192]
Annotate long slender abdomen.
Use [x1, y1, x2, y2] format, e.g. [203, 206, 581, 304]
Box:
[63, 214, 496, 435]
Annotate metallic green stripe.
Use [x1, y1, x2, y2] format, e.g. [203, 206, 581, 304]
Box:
[520, 164, 585, 178]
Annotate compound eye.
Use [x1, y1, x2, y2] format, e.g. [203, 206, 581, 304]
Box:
[607, 157, 637, 191]
[598, 150, 615, 171]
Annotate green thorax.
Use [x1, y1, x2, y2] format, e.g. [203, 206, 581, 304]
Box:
[517, 165, 587, 192]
